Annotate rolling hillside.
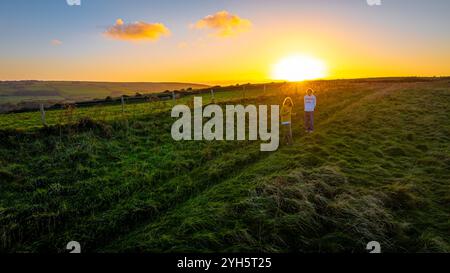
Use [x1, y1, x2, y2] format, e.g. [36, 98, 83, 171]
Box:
[0, 81, 209, 112]
[0, 78, 449, 253]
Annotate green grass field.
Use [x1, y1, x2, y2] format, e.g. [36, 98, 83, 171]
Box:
[0, 78, 449, 253]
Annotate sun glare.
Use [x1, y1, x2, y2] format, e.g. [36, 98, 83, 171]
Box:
[272, 55, 327, 82]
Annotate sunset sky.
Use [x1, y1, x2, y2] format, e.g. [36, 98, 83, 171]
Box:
[0, 0, 449, 84]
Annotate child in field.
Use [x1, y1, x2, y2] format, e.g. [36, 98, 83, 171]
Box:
[304, 89, 316, 133]
[281, 97, 294, 145]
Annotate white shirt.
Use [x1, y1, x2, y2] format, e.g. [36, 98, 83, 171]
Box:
[304, 95, 316, 112]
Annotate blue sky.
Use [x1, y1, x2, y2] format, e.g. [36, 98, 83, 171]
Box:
[0, 0, 449, 83]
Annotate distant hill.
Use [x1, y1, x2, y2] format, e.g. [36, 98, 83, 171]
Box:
[0, 81, 209, 112]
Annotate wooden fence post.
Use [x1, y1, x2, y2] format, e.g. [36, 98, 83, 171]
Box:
[172, 91, 176, 104]
[211, 89, 215, 103]
[121, 96, 125, 114]
[40, 104, 47, 126]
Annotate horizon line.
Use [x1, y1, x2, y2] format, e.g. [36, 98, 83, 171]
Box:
[1, 75, 449, 86]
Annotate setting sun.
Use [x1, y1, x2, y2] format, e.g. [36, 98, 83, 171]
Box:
[271, 55, 327, 82]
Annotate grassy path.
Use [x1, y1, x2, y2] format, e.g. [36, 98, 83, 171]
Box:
[104, 83, 450, 252]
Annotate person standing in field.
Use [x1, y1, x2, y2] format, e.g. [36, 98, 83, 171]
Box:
[304, 88, 316, 133]
[281, 97, 294, 145]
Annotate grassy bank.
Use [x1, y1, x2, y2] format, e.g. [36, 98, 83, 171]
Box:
[0, 79, 449, 253]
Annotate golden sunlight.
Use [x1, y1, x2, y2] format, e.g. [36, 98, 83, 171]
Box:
[271, 55, 327, 82]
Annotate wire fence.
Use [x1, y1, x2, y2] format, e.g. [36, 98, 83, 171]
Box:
[1, 81, 332, 131]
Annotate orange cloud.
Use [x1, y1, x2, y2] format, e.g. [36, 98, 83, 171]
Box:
[105, 19, 170, 41]
[51, 39, 62, 46]
[194, 11, 251, 37]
